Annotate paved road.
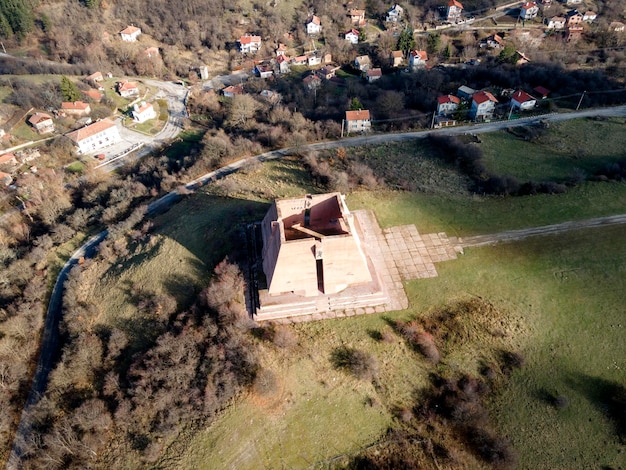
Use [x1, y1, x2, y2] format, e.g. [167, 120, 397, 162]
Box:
[7, 103, 626, 468]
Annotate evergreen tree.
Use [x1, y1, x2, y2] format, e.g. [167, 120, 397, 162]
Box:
[60, 76, 81, 102]
[349, 97, 364, 110]
[397, 28, 415, 56]
[0, 0, 34, 38]
[427, 33, 441, 55]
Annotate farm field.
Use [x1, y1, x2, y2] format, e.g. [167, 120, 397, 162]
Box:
[85, 119, 625, 468]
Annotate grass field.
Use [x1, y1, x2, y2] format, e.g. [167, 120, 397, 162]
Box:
[89, 119, 626, 468]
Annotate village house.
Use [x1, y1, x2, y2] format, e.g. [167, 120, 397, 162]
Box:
[510, 90, 536, 110]
[470, 91, 498, 121]
[409, 50, 428, 69]
[437, 94, 460, 116]
[254, 64, 274, 79]
[86, 71, 103, 85]
[308, 54, 322, 66]
[546, 16, 566, 29]
[0, 153, 17, 169]
[345, 109, 371, 133]
[222, 85, 244, 98]
[348, 9, 366, 26]
[533, 86, 550, 99]
[132, 101, 156, 123]
[28, 113, 55, 134]
[143, 46, 160, 58]
[582, 11, 597, 22]
[317, 65, 337, 80]
[446, 0, 464, 23]
[199, 65, 209, 80]
[303, 74, 322, 89]
[61, 101, 91, 117]
[566, 0, 582, 4]
[610, 21, 625, 33]
[259, 90, 281, 103]
[0, 171, 11, 187]
[239, 34, 262, 54]
[275, 43, 287, 56]
[120, 25, 141, 42]
[386, 4, 403, 23]
[354, 55, 371, 71]
[457, 85, 476, 100]
[306, 15, 322, 35]
[519, 2, 539, 20]
[83, 89, 103, 102]
[480, 33, 504, 49]
[276, 55, 290, 74]
[366, 68, 382, 82]
[566, 10, 583, 28]
[566, 25, 583, 42]
[66, 119, 121, 154]
[390, 50, 403, 67]
[345, 29, 360, 44]
[116, 80, 139, 98]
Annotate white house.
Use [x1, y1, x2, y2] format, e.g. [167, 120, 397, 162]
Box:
[366, 68, 382, 82]
[437, 94, 460, 116]
[345, 29, 360, 44]
[120, 25, 141, 42]
[276, 55, 290, 74]
[446, 0, 464, 22]
[254, 64, 274, 78]
[546, 16, 566, 29]
[583, 11, 597, 22]
[355, 55, 371, 71]
[510, 90, 536, 110]
[239, 34, 262, 54]
[519, 2, 539, 20]
[610, 21, 625, 32]
[348, 9, 366, 26]
[409, 50, 428, 69]
[307, 55, 322, 66]
[28, 113, 55, 134]
[306, 15, 322, 35]
[566, 0, 582, 4]
[66, 119, 121, 154]
[470, 91, 498, 121]
[116, 80, 139, 98]
[132, 101, 156, 123]
[345, 109, 371, 133]
[386, 4, 404, 23]
[276, 43, 287, 56]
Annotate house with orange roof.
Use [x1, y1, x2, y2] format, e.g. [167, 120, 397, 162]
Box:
[143, 46, 160, 58]
[222, 85, 244, 98]
[0, 153, 17, 168]
[116, 80, 139, 98]
[61, 101, 91, 116]
[437, 94, 461, 116]
[66, 119, 121, 154]
[132, 101, 156, 123]
[239, 34, 262, 54]
[28, 113, 55, 134]
[348, 9, 366, 26]
[306, 15, 322, 35]
[120, 25, 141, 42]
[510, 90, 536, 110]
[86, 71, 103, 84]
[446, 0, 464, 22]
[470, 91, 498, 121]
[0, 171, 12, 186]
[409, 50, 428, 69]
[83, 89, 104, 102]
[345, 109, 371, 133]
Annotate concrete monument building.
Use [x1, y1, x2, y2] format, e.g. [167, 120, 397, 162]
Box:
[261, 193, 372, 297]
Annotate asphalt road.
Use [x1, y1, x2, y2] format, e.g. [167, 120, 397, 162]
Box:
[7, 103, 626, 468]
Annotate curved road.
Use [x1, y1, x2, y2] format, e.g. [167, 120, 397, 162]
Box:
[7, 104, 626, 468]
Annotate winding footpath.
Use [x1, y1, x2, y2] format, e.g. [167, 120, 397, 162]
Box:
[7, 105, 626, 468]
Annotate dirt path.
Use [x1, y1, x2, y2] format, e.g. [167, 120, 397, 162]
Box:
[458, 214, 626, 248]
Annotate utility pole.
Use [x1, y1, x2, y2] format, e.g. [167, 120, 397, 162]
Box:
[341, 119, 345, 138]
[576, 90, 586, 111]
[0, 42, 6, 54]
[431, 111, 436, 128]
[508, 103, 514, 120]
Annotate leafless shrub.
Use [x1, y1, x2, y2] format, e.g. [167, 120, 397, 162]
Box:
[272, 325, 298, 349]
[331, 346, 379, 381]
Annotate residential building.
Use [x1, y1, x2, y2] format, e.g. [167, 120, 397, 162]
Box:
[345, 29, 360, 44]
[116, 80, 139, 98]
[348, 9, 366, 26]
[86, 71, 103, 84]
[276, 43, 287, 56]
[317, 66, 337, 80]
[386, 4, 404, 23]
[409, 50, 428, 69]
[480, 33, 504, 48]
[276, 55, 290, 74]
[199, 65, 209, 80]
[446, 0, 464, 22]
[222, 85, 244, 98]
[83, 89, 103, 102]
[533, 86, 550, 99]
[391, 50, 403, 67]
[566, 0, 582, 4]
[366, 68, 382, 82]
[457, 85, 476, 99]
[239, 34, 262, 54]
[303, 74, 322, 89]
[132, 101, 156, 123]
[583, 11, 597, 22]
[0, 171, 11, 186]
[66, 119, 121, 154]
[470, 91, 498, 121]
[28, 113, 55, 134]
[308, 55, 322, 66]
[143, 46, 160, 58]
[260, 193, 372, 297]
[306, 15, 322, 35]
[510, 90, 536, 110]
[120, 25, 141, 42]
[437, 94, 460, 116]
[345, 109, 371, 133]
[566, 10, 583, 28]
[254, 64, 274, 78]
[610, 22, 625, 32]
[355, 55, 371, 71]
[546, 16, 566, 29]
[61, 101, 91, 116]
[519, 2, 539, 20]
[0, 153, 17, 168]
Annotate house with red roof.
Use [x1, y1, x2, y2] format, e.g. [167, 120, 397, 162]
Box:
[120, 25, 141, 42]
[409, 50, 428, 69]
[437, 94, 461, 116]
[132, 101, 156, 123]
[366, 68, 382, 82]
[533, 86, 550, 99]
[510, 90, 536, 111]
[345, 29, 360, 44]
[345, 109, 371, 133]
[306, 15, 322, 35]
[28, 113, 55, 134]
[83, 89, 104, 102]
[222, 85, 244, 98]
[116, 80, 139, 98]
[303, 74, 322, 89]
[239, 34, 262, 54]
[446, 0, 464, 22]
[66, 119, 121, 154]
[470, 91, 498, 121]
[0, 153, 17, 168]
[61, 101, 91, 117]
[276, 54, 290, 74]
